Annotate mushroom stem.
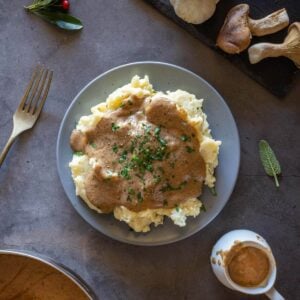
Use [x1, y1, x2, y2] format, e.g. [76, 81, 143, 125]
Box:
[248, 43, 285, 64]
[248, 22, 300, 67]
[248, 8, 289, 36]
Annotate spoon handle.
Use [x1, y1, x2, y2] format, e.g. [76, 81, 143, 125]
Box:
[265, 287, 285, 300]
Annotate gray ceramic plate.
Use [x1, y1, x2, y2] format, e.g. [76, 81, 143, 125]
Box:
[57, 62, 240, 246]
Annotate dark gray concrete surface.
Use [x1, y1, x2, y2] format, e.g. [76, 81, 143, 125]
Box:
[0, 1, 299, 299]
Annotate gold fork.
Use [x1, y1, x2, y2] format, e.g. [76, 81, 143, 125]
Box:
[0, 66, 53, 167]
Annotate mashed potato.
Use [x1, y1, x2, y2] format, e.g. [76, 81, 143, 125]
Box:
[70, 76, 221, 232]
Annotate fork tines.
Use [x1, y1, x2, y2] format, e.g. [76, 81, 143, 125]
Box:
[19, 66, 53, 115]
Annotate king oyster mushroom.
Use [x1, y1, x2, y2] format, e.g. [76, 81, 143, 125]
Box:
[216, 4, 289, 54]
[248, 22, 300, 68]
[170, 0, 220, 25]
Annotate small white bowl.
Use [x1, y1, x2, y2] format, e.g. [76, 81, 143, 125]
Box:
[210, 230, 284, 300]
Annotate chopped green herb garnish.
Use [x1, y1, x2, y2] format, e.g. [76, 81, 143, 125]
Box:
[119, 150, 128, 163]
[120, 166, 131, 179]
[142, 123, 151, 134]
[137, 192, 143, 203]
[111, 123, 120, 132]
[209, 187, 217, 196]
[112, 144, 119, 153]
[186, 146, 195, 153]
[74, 151, 84, 156]
[128, 187, 135, 196]
[200, 204, 207, 212]
[180, 135, 190, 142]
[161, 181, 187, 192]
[154, 175, 161, 184]
[89, 142, 97, 149]
[154, 127, 161, 136]
[175, 205, 180, 212]
[146, 164, 153, 172]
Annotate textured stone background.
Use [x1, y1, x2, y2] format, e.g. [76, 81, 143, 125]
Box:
[0, 1, 299, 299]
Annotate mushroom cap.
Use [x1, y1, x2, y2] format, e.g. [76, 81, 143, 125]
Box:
[170, 0, 219, 25]
[248, 22, 300, 68]
[216, 4, 251, 54]
[284, 22, 300, 67]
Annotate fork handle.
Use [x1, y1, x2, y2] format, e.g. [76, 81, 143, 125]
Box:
[0, 133, 17, 167]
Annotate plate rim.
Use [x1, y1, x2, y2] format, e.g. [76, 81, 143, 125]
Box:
[56, 61, 240, 246]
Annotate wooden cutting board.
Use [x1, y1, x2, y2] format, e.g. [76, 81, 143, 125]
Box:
[144, 0, 300, 97]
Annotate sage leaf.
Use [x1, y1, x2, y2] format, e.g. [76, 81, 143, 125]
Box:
[259, 140, 281, 187]
[33, 11, 83, 30]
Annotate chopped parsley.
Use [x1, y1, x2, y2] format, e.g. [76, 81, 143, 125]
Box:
[200, 204, 207, 212]
[113, 124, 170, 184]
[209, 187, 217, 196]
[142, 123, 151, 134]
[175, 205, 180, 212]
[119, 150, 128, 163]
[111, 123, 120, 132]
[128, 187, 135, 196]
[112, 144, 119, 153]
[154, 175, 161, 184]
[137, 192, 143, 203]
[74, 151, 84, 156]
[160, 181, 187, 192]
[120, 167, 131, 179]
[154, 127, 161, 136]
[180, 134, 190, 142]
[186, 146, 195, 153]
[89, 142, 97, 149]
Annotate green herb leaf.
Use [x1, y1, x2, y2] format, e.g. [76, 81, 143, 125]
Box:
[259, 140, 281, 187]
[90, 142, 97, 149]
[137, 192, 143, 203]
[74, 151, 84, 156]
[180, 134, 190, 142]
[120, 167, 131, 180]
[32, 11, 83, 31]
[111, 123, 120, 132]
[209, 187, 217, 196]
[200, 204, 207, 212]
[128, 188, 135, 196]
[112, 144, 119, 153]
[186, 146, 194, 153]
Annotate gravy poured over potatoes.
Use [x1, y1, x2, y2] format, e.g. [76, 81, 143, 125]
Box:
[69, 76, 221, 232]
[70, 96, 206, 213]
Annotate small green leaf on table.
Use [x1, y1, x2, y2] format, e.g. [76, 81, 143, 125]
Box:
[259, 140, 281, 188]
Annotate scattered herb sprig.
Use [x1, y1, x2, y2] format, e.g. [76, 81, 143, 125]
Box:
[259, 140, 281, 188]
[25, 0, 83, 31]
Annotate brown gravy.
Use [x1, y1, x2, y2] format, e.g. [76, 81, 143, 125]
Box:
[0, 254, 89, 300]
[227, 245, 270, 287]
[70, 95, 206, 213]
